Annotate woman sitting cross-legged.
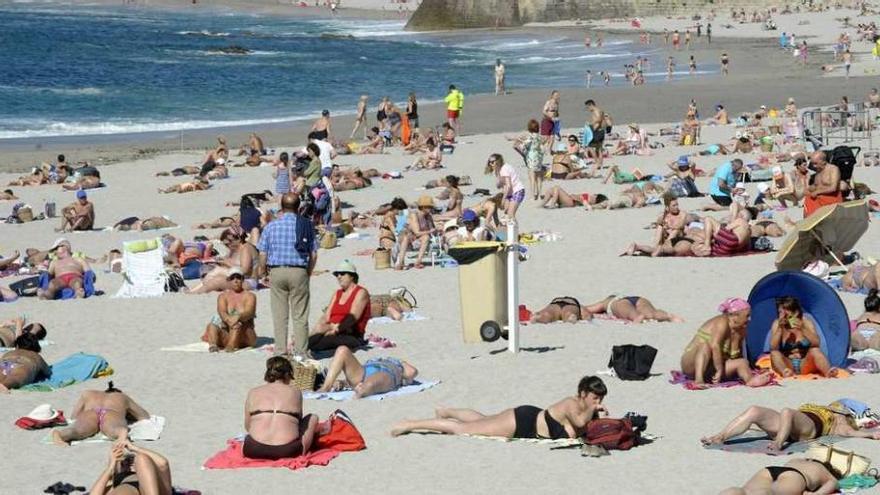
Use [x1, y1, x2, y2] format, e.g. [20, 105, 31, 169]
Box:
[317, 346, 418, 398]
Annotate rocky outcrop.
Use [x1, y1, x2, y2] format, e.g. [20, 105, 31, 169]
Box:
[407, 0, 773, 30]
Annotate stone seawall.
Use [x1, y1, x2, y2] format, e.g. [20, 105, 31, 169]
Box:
[407, 0, 774, 30]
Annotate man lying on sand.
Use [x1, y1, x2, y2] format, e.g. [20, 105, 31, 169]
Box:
[155, 165, 201, 177]
[391, 375, 607, 439]
[541, 186, 608, 209]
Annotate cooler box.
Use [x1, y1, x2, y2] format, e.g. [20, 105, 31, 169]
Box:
[448, 242, 507, 343]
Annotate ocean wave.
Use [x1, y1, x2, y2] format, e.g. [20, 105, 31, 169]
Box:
[176, 29, 231, 37]
[0, 84, 105, 96]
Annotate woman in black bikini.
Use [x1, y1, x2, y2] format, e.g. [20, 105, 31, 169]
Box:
[582, 295, 684, 323]
[718, 458, 839, 495]
[391, 376, 607, 438]
[244, 357, 319, 460]
[530, 297, 592, 323]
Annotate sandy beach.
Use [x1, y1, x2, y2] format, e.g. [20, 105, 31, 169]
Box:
[3, 2, 880, 494]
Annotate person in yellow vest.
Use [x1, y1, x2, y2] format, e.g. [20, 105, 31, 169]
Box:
[445, 85, 464, 135]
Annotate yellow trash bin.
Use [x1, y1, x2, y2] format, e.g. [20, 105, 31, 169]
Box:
[448, 242, 508, 343]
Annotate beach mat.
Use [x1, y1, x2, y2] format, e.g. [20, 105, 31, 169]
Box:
[21, 352, 112, 392]
[203, 440, 340, 471]
[669, 370, 779, 390]
[160, 338, 273, 354]
[367, 312, 428, 326]
[42, 415, 165, 445]
[703, 432, 846, 456]
[827, 277, 870, 295]
[303, 380, 438, 401]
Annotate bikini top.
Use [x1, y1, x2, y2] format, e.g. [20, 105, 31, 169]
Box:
[542, 410, 570, 440]
[780, 336, 812, 353]
[249, 409, 302, 420]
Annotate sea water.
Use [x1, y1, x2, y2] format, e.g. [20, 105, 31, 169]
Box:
[0, 2, 711, 139]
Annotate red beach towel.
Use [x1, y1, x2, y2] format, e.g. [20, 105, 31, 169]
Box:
[203, 440, 339, 470]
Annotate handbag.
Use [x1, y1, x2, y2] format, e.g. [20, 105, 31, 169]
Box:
[805, 443, 871, 477]
[608, 345, 657, 381]
[373, 248, 391, 270]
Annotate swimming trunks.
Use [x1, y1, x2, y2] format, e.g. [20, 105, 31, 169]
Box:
[56, 272, 83, 287]
[710, 194, 733, 206]
[447, 109, 459, 119]
[308, 129, 328, 141]
[551, 172, 568, 180]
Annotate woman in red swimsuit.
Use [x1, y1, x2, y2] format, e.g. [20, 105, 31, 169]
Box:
[309, 260, 371, 352]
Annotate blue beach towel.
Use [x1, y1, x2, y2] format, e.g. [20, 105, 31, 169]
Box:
[21, 352, 109, 391]
[303, 380, 439, 402]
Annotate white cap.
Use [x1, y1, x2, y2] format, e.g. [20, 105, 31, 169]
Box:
[50, 238, 70, 251]
[25, 404, 60, 421]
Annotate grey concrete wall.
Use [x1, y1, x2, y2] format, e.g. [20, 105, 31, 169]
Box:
[407, 0, 774, 30]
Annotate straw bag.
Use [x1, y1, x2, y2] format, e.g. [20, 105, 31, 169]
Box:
[805, 443, 871, 477]
[373, 248, 391, 270]
[16, 206, 34, 223]
[291, 359, 320, 391]
[320, 231, 337, 249]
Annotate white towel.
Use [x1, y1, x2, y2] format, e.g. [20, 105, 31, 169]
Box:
[303, 380, 438, 401]
[43, 415, 166, 445]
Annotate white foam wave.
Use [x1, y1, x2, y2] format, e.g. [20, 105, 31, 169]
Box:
[509, 52, 631, 64]
[0, 84, 104, 96]
[176, 30, 231, 37]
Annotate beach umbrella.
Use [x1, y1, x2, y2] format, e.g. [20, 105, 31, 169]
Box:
[775, 199, 869, 271]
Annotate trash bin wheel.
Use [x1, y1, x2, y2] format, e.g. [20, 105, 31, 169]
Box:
[480, 321, 502, 342]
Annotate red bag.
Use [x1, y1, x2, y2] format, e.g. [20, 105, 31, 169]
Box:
[584, 418, 637, 451]
[314, 410, 366, 452]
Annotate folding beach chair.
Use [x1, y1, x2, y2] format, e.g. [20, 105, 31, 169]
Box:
[114, 238, 168, 298]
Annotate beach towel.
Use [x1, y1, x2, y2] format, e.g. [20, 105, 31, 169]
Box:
[828, 277, 870, 295]
[38, 270, 97, 299]
[668, 370, 779, 390]
[41, 416, 166, 445]
[21, 353, 111, 391]
[160, 341, 274, 353]
[755, 354, 852, 381]
[303, 380, 438, 401]
[703, 432, 846, 456]
[462, 432, 661, 448]
[367, 311, 428, 326]
[204, 411, 364, 471]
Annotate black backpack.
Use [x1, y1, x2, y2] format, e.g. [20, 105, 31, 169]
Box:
[295, 215, 315, 257]
[827, 146, 857, 181]
[608, 345, 658, 381]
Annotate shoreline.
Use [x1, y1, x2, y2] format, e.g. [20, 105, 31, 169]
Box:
[0, 30, 856, 172]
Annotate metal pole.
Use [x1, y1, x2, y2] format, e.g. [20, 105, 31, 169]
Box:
[506, 220, 519, 354]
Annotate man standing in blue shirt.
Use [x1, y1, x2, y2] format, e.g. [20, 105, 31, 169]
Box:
[257, 193, 317, 358]
[709, 158, 743, 207]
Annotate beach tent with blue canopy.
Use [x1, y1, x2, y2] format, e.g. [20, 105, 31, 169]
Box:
[745, 271, 850, 368]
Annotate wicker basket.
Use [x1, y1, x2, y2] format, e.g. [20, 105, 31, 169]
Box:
[373, 248, 391, 270]
[320, 231, 337, 250]
[291, 359, 319, 391]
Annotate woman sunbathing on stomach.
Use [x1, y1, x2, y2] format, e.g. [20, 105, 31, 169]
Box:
[391, 376, 607, 439]
[718, 458, 839, 495]
[51, 381, 151, 446]
[0, 333, 48, 393]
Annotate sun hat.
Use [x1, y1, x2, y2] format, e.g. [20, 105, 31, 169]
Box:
[443, 219, 459, 231]
[332, 259, 358, 277]
[75, 190, 87, 200]
[677, 155, 690, 166]
[25, 404, 60, 422]
[461, 209, 478, 222]
[49, 238, 70, 252]
[226, 267, 244, 280]
[416, 195, 435, 208]
[718, 297, 750, 314]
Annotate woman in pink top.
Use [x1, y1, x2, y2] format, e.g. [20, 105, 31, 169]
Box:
[485, 153, 525, 220]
